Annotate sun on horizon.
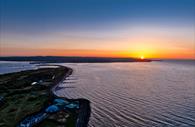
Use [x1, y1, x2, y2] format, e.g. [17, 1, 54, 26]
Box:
[0, 0, 194, 60]
[140, 56, 145, 60]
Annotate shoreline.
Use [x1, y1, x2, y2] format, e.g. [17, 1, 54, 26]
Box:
[51, 65, 73, 98]
[0, 65, 91, 127]
[51, 65, 91, 127]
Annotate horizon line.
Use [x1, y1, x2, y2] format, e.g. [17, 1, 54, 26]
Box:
[0, 55, 195, 60]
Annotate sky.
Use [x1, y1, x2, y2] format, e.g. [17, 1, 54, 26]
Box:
[0, 0, 195, 59]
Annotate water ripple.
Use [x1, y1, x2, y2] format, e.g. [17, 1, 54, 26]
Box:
[56, 62, 195, 127]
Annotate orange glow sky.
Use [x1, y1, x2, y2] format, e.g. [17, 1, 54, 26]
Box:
[1, 25, 194, 59]
[1, 0, 195, 59]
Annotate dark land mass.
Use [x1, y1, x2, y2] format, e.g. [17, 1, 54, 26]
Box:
[0, 56, 152, 63]
[0, 66, 90, 127]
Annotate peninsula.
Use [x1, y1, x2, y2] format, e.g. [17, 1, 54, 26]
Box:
[0, 65, 90, 127]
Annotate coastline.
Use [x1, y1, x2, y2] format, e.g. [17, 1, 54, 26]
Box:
[51, 66, 91, 127]
[0, 65, 90, 127]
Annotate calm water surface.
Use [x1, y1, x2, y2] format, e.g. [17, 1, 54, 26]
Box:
[56, 61, 195, 127]
[0, 61, 36, 74]
[0, 61, 195, 126]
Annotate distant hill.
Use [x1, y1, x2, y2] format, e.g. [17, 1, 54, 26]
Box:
[0, 56, 152, 63]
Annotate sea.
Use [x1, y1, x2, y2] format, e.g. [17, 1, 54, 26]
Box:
[0, 60, 195, 127]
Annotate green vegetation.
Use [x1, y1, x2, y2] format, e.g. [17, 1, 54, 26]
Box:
[0, 66, 76, 127]
[38, 110, 76, 127]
